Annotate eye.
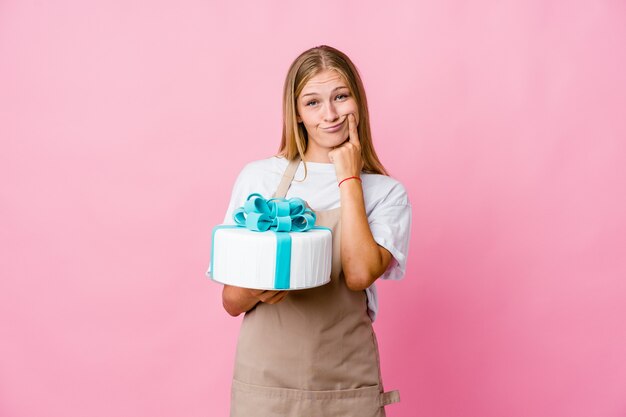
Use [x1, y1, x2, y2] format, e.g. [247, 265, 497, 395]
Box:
[305, 100, 318, 107]
[335, 93, 349, 101]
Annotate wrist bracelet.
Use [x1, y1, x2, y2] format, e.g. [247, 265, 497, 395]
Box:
[338, 176, 362, 187]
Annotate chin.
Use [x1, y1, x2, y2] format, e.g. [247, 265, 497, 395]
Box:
[326, 133, 349, 146]
[310, 131, 349, 149]
[323, 139, 347, 149]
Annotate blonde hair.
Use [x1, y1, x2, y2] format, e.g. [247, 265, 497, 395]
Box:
[278, 45, 388, 177]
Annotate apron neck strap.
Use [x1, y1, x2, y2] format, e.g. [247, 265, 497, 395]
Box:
[273, 156, 301, 198]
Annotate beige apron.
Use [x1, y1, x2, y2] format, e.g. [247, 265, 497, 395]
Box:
[230, 157, 400, 417]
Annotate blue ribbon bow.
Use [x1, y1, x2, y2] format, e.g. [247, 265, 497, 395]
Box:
[233, 193, 316, 232]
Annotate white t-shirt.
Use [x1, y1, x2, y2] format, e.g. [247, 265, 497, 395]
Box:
[219, 156, 412, 321]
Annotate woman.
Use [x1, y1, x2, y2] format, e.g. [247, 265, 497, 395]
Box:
[218, 45, 411, 416]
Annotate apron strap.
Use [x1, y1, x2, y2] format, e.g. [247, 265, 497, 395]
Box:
[272, 156, 301, 199]
[380, 390, 400, 406]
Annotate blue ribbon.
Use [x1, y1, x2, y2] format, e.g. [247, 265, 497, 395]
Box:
[232, 193, 317, 233]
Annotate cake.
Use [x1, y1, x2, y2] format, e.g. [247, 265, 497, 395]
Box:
[207, 193, 332, 290]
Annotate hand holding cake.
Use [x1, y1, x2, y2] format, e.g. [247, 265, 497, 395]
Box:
[248, 289, 288, 305]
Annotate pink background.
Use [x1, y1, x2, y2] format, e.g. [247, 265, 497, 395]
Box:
[2, 1, 625, 416]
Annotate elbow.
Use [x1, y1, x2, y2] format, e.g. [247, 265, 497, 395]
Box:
[342, 244, 390, 292]
[342, 256, 381, 291]
[223, 302, 243, 317]
[222, 294, 243, 317]
[344, 272, 375, 292]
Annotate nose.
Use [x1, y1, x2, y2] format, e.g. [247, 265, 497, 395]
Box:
[323, 102, 339, 123]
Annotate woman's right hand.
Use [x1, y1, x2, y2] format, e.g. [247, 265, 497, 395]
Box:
[248, 289, 289, 305]
[222, 285, 288, 316]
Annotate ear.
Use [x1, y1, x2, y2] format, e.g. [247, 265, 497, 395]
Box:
[296, 114, 302, 123]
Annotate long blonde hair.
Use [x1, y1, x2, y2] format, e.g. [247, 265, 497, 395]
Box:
[278, 45, 388, 176]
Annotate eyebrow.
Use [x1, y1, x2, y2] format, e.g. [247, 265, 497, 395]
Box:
[300, 86, 349, 98]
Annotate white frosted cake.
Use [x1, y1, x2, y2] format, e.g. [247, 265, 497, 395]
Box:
[208, 227, 332, 290]
[207, 193, 332, 290]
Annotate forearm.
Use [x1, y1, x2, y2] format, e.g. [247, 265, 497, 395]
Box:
[222, 285, 259, 316]
[339, 180, 391, 291]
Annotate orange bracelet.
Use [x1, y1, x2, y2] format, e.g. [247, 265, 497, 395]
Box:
[338, 176, 362, 187]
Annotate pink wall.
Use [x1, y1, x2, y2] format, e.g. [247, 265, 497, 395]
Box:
[1, 1, 625, 416]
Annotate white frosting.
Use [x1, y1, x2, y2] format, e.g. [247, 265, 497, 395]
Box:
[209, 228, 332, 290]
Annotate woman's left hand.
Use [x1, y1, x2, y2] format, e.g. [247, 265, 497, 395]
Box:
[328, 113, 392, 291]
[328, 114, 363, 181]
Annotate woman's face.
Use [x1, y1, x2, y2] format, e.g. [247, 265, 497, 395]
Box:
[296, 69, 359, 153]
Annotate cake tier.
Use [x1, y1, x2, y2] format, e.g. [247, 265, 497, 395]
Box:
[209, 227, 332, 290]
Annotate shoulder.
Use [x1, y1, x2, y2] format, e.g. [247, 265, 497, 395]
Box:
[228, 155, 291, 204]
[361, 173, 410, 207]
[235, 155, 288, 183]
[239, 155, 286, 175]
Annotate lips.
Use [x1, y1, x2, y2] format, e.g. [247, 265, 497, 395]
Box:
[321, 119, 345, 132]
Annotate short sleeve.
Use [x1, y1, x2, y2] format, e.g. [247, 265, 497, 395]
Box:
[221, 165, 253, 225]
[368, 188, 412, 281]
[219, 158, 282, 225]
[208, 165, 254, 276]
